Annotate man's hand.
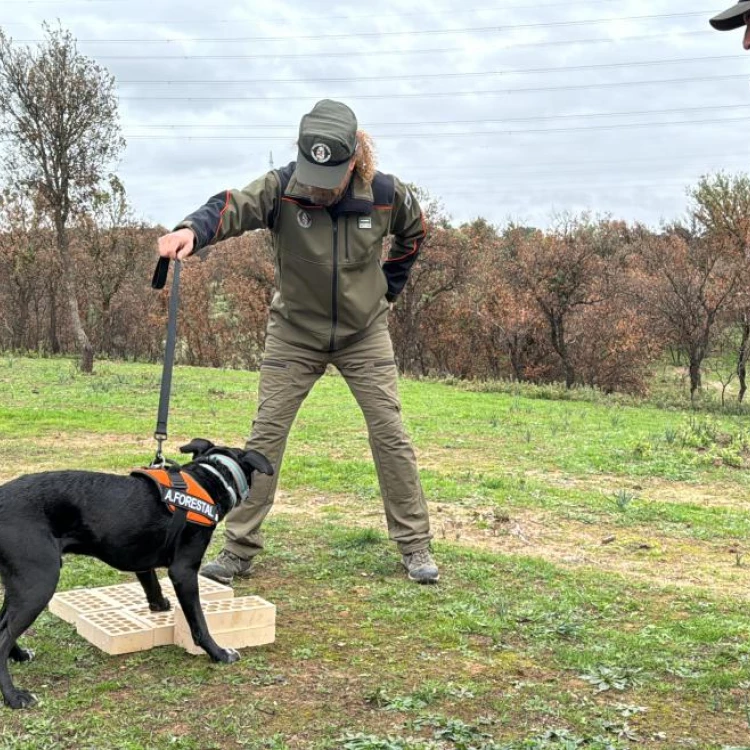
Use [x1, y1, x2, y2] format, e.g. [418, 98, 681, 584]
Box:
[158, 228, 195, 261]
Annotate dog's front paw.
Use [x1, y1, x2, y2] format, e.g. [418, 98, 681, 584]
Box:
[215, 648, 240, 664]
[4, 689, 37, 709]
[149, 597, 171, 613]
[10, 647, 35, 663]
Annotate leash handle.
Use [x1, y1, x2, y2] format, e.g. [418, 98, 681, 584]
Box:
[152, 256, 170, 290]
[153, 258, 182, 465]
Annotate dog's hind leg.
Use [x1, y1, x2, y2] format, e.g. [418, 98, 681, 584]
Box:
[1, 600, 36, 664]
[0, 552, 60, 709]
[135, 570, 171, 612]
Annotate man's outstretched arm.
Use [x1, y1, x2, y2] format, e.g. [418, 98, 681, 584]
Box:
[158, 171, 280, 260]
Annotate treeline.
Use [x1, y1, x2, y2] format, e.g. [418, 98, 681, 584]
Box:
[3, 25, 750, 396]
[2, 173, 750, 397]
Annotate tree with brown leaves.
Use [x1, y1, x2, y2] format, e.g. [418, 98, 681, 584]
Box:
[0, 24, 124, 372]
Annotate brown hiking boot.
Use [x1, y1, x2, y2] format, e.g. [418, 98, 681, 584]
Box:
[200, 549, 253, 585]
[401, 548, 439, 584]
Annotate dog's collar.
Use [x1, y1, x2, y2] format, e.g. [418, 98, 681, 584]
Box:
[203, 454, 249, 504]
[198, 463, 237, 508]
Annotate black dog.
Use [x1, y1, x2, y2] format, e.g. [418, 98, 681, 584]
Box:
[0, 438, 273, 709]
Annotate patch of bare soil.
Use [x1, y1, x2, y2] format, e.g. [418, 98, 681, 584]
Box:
[272, 490, 750, 600]
[526, 468, 750, 510]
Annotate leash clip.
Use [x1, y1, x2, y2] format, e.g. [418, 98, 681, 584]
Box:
[151, 432, 168, 468]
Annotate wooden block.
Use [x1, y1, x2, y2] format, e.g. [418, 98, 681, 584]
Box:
[173, 596, 275, 656]
[129, 606, 176, 647]
[48, 588, 121, 625]
[158, 576, 234, 603]
[76, 609, 155, 655]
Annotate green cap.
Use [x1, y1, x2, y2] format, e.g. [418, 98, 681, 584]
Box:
[710, 0, 750, 30]
[296, 100, 357, 189]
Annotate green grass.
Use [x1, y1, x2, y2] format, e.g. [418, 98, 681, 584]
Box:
[2, 356, 750, 748]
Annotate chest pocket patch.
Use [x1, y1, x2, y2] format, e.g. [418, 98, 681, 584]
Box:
[358, 217, 372, 229]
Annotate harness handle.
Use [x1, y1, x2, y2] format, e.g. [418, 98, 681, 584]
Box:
[151, 258, 182, 467]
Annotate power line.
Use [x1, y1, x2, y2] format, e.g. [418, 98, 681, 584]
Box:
[113, 55, 747, 87]
[0, 0, 678, 24]
[428, 181, 701, 193]
[119, 115, 750, 140]
[12, 11, 716, 43]
[116, 72, 750, 101]
[85, 30, 714, 62]
[401, 152, 743, 171]
[88, 30, 717, 60]
[126, 103, 750, 131]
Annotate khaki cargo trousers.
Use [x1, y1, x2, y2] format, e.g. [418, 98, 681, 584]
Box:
[224, 324, 433, 558]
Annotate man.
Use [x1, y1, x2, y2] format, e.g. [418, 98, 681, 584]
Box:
[157, 100, 439, 584]
[710, 0, 750, 45]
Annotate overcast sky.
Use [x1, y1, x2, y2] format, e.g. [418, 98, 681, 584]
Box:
[1, 0, 749, 230]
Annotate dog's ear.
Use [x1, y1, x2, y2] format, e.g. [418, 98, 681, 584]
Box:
[179, 438, 215, 458]
[238, 449, 274, 476]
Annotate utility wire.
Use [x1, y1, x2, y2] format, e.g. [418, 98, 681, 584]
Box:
[83, 30, 716, 60]
[112, 55, 748, 86]
[116, 73, 750, 101]
[12, 11, 716, 43]
[0, 0, 684, 23]
[119, 114, 750, 140]
[125, 103, 750, 130]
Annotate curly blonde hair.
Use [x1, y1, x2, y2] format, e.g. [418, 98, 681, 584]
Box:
[354, 130, 377, 184]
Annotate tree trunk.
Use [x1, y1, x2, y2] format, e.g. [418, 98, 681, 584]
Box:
[48, 286, 61, 354]
[549, 313, 575, 389]
[689, 358, 702, 398]
[737, 316, 750, 403]
[56, 217, 94, 373]
[564, 360, 575, 389]
[508, 337, 525, 382]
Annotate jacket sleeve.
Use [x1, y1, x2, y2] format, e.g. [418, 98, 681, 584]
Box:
[382, 177, 427, 302]
[173, 171, 280, 252]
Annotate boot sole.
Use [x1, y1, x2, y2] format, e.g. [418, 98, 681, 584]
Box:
[199, 569, 232, 586]
[408, 572, 440, 584]
[199, 568, 253, 586]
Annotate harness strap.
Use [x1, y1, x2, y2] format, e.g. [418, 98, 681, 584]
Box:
[167, 468, 188, 491]
[163, 508, 188, 566]
[134, 466, 219, 566]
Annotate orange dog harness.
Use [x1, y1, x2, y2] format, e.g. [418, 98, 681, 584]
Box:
[132, 468, 218, 527]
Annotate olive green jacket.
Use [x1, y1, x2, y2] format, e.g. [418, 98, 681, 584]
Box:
[176, 161, 426, 351]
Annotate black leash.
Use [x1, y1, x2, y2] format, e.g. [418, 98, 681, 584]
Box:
[150, 256, 182, 468]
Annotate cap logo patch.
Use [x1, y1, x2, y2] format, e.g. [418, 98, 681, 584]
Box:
[311, 143, 332, 164]
[297, 209, 312, 229]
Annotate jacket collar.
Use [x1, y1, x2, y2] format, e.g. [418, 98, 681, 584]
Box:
[285, 166, 374, 217]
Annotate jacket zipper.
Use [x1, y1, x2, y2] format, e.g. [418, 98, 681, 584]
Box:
[345, 218, 350, 262]
[329, 219, 339, 352]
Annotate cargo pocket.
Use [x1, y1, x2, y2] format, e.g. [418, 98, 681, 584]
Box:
[261, 358, 290, 370]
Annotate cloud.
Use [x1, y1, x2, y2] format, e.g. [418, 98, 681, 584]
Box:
[2, 0, 748, 228]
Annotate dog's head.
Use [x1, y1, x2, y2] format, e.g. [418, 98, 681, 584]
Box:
[179, 439, 273, 510]
[180, 438, 273, 476]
